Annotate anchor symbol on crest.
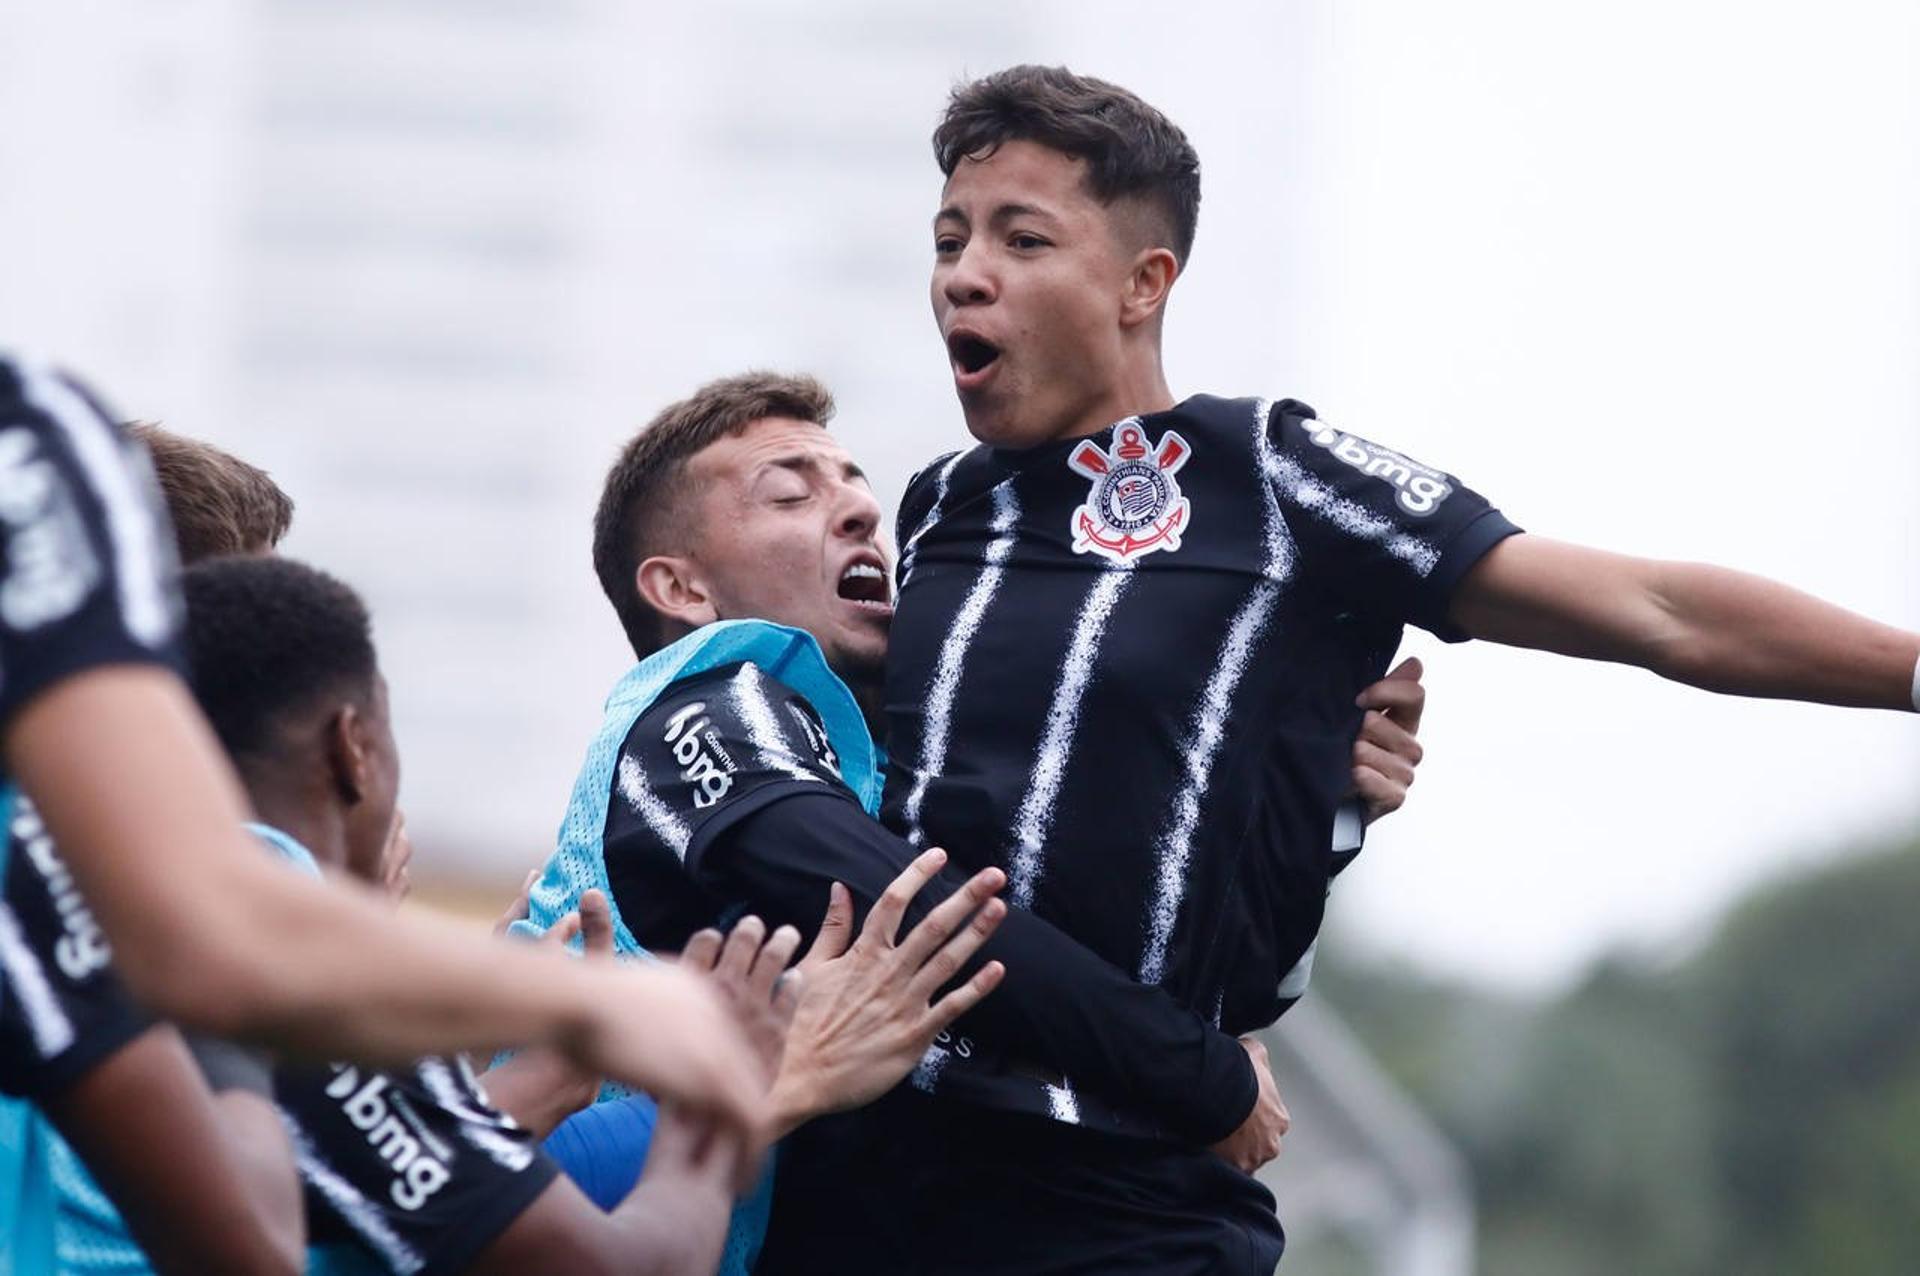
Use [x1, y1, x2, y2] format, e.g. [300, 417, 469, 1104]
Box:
[1066, 424, 1193, 563]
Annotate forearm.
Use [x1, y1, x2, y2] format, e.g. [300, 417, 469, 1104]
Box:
[1645, 561, 1919, 709]
[1454, 537, 1920, 711]
[602, 1159, 737, 1276]
[480, 1048, 599, 1140]
[10, 669, 605, 1061]
[709, 796, 1256, 1143]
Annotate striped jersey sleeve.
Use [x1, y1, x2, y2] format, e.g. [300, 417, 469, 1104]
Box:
[0, 356, 182, 731]
[0, 797, 150, 1099]
[1264, 401, 1520, 640]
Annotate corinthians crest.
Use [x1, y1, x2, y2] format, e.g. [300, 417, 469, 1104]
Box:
[1067, 423, 1192, 563]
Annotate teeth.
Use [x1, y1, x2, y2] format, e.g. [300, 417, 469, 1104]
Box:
[842, 563, 884, 582]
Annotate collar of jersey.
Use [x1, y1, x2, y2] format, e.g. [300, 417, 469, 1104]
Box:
[606, 619, 884, 813]
[245, 821, 324, 880]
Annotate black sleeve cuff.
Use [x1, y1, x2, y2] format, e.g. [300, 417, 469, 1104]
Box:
[1421, 509, 1523, 642]
[684, 779, 866, 880]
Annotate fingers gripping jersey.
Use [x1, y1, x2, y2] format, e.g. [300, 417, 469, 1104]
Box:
[885, 395, 1521, 1045]
[279, 1055, 558, 1276]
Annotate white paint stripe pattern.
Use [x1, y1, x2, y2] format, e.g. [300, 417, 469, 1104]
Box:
[0, 897, 73, 1058]
[729, 665, 823, 784]
[281, 1110, 425, 1276]
[898, 450, 965, 585]
[616, 754, 691, 860]
[415, 1057, 535, 1170]
[902, 480, 1021, 847]
[1138, 399, 1297, 984]
[1262, 423, 1440, 576]
[1045, 1082, 1082, 1125]
[909, 1044, 949, 1094]
[1006, 563, 1134, 908]
[21, 362, 174, 644]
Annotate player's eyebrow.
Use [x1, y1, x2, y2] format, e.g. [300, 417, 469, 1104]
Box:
[934, 201, 1058, 231]
[766, 454, 868, 485]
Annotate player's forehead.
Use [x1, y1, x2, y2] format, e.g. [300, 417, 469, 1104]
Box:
[692, 416, 866, 486]
[936, 139, 1096, 227]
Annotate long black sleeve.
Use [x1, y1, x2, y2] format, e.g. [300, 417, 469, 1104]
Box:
[702, 791, 1256, 1145]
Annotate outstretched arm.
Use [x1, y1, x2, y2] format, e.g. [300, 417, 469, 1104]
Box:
[10, 667, 771, 1145]
[1450, 535, 1920, 711]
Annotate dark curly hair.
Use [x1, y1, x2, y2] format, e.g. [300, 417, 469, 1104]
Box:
[933, 65, 1201, 265]
[181, 556, 376, 761]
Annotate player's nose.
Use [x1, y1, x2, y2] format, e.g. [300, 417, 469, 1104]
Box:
[942, 240, 996, 307]
[835, 481, 882, 541]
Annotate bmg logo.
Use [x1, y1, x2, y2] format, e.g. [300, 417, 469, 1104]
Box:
[1305, 423, 1453, 516]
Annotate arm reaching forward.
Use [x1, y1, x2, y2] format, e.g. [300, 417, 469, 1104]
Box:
[1450, 535, 1920, 711]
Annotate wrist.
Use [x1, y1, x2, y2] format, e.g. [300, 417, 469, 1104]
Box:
[767, 1062, 818, 1138]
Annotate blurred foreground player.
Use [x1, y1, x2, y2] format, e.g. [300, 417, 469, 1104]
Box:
[853, 65, 1920, 1270]
[0, 353, 772, 1270]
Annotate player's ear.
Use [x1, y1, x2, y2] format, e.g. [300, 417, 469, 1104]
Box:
[636, 555, 720, 631]
[1119, 245, 1178, 330]
[326, 703, 371, 806]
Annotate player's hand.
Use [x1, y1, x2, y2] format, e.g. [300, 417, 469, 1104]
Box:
[491, 869, 540, 939]
[680, 914, 804, 1084]
[1351, 657, 1426, 825]
[1210, 1035, 1290, 1174]
[569, 961, 772, 1177]
[769, 849, 1007, 1134]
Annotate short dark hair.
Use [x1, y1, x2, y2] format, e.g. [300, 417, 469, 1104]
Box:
[181, 556, 376, 762]
[934, 65, 1201, 265]
[592, 372, 835, 660]
[128, 423, 295, 565]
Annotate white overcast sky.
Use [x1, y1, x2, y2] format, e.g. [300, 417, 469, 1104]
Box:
[3, 0, 1913, 991]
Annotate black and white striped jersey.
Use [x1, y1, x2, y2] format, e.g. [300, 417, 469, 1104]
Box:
[0, 354, 182, 1095]
[884, 395, 1520, 1046]
[278, 1055, 558, 1276]
[0, 797, 151, 1101]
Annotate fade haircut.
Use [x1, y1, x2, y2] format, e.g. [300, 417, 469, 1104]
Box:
[593, 372, 836, 660]
[182, 556, 376, 763]
[128, 422, 295, 565]
[934, 65, 1202, 266]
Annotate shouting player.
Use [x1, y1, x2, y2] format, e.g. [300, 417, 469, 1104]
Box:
[523, 372, 1431, 1268]
[844, 65, 1920, 1271]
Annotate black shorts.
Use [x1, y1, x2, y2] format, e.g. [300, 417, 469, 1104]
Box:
[761, 1089, 1285, 1276]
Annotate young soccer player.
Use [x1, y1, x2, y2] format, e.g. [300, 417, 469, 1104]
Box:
[525, 372, 1430, 1268]
[853, 65, 1920, 1270]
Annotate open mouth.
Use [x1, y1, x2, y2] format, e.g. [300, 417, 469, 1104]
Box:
[837, 560, 892, 612]
[947, 331, 1002, 382]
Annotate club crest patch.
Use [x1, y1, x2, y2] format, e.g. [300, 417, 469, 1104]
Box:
[1067, 423, 1192, 563]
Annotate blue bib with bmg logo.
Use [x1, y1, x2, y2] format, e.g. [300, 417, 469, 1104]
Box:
[514, 620, 881, 1276]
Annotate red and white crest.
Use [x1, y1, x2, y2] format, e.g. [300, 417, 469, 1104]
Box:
[1067, 424, 1192, 563]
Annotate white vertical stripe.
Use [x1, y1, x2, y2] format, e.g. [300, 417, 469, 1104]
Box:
[909, 1044, 950, 1094]
[280, 1109, 426, 1276]
[728, 665, 822, 784]
[0, 897, 73, 1058]
[1137, 399, 1299, 984]
[1137, 581, 1281, 984]
[615, 755, 692, 860]
[899, 450, 966, 585]
[902, 481, 1021, 847]
[1006, 565, 1134, 908]
[1044, 1082, 1082, 1126]
[19, 363, 173, 644]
